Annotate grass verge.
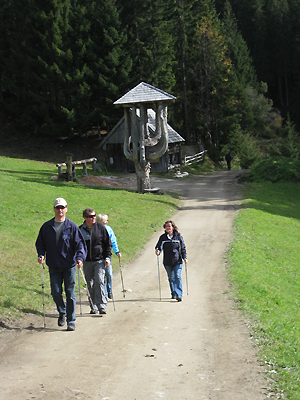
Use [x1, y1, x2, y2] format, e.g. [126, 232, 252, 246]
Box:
[226, 181, 300, 399]
[0, 156, 180, 321]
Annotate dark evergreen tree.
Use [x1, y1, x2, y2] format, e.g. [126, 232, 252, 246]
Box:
[165, 0, 196, 144]
[221, 1, 257, 89]
[61, 0, 131, 135]
[0, 0, 72, 135]
[184, 0, 243, 146]
[221, 1, 258, 132]
[265, 0, 291, 112]
[216, 0, 300, 129]
[117, 0, 175, 92]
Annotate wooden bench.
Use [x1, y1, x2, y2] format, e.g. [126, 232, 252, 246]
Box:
[56, 157, 97, 177]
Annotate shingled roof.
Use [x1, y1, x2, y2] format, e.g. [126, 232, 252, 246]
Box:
[114, 82, 176, 106]
[100, 108, 184, 147]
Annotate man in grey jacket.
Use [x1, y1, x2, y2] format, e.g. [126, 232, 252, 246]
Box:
[79, 208, 111, 314]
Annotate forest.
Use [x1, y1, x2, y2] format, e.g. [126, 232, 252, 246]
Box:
[1, 0, 300, 167]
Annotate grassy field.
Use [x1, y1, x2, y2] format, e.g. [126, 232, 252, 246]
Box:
[227, 181, 300, 399]
[0, 156, 180, 321]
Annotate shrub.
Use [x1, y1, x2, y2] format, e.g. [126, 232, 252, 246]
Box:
[247, 157, 300, 182]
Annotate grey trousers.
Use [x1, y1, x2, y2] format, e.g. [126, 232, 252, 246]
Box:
[83, 259, 107, 311]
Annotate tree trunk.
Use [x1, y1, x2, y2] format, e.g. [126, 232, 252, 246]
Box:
[135, 162, 151, 193]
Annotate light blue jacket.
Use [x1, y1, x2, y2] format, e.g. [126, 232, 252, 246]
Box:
[105, 225, 119, 256]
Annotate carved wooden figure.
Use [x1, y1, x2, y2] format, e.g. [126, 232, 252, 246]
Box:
[114, 82, 176, 193]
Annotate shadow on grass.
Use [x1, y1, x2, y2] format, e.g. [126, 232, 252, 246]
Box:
[241, 181, 300, 221]
[0, 167, 181, 211]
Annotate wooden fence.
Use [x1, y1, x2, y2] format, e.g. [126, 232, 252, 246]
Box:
[56, 157, 97, 180]
[184, 150, 206, 166]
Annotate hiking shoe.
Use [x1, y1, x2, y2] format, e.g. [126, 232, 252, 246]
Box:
[99, 309, 107, 315]
[107, 293, 112, 299]
[67, 322, 75, 331]
[58, 313, 66, 327]
[176, 297, 182, 302]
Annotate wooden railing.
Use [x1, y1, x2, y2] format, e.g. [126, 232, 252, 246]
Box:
[184, 150, 206, 166]
[56, 157, 97, 177]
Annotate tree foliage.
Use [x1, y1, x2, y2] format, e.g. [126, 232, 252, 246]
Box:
[0, 0, 299, 167]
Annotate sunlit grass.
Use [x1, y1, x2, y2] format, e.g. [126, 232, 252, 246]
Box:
[0, 156, 180, 320]
[227, 181, 300, 398]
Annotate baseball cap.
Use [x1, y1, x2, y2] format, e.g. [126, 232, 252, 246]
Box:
[54, 197, 67, 208]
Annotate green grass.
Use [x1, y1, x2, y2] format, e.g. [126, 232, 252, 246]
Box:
[0, 156, 180, 321]
[227, 181, 300, 398]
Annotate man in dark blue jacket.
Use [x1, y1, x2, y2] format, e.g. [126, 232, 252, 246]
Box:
[36, 197, 87, 331]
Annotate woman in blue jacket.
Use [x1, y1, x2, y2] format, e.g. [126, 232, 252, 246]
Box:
[155, 220, 187, 301]
[96, 214, 121, 299]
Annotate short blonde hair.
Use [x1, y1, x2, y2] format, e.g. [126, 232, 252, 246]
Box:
[96, 213, 108, 224]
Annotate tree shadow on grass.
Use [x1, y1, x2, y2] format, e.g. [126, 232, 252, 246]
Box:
[0, 167, 181, 211]
[240, 181, 300, 221]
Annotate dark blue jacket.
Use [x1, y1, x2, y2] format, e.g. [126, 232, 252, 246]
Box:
[155, 230, 187, 267]
[36, 218, 87, 269]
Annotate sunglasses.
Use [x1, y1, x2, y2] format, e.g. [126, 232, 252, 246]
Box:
[55, 206, 66, 210]
[86, 214, 96, 218]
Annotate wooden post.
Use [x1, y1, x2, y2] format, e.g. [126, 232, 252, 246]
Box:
[92, 159, 97, 172]
[66, 153, 73, 182]
[83, 162, 87, 176]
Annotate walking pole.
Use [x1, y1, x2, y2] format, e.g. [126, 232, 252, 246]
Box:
[157, 255, 162, 301]
[184, 261, 189, 295]
[119, 258, 126, 298]
[110, 290, 116, 311]
[77, 267, 82, 315]
[79, 267, 95, 311]
[40, 262, 46, 328]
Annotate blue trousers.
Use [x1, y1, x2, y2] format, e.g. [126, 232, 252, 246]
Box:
[49, 266, 76, 323]
[105, 264, 113, 296]
[164, 263, 183, 298]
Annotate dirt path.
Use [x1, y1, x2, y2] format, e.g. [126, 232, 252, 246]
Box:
[0, 171, 268, 400]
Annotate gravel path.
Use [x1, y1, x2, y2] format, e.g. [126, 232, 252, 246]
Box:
[0, 170, 268, 400]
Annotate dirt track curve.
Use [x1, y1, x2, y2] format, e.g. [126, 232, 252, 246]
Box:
[0, 170, 269, 400]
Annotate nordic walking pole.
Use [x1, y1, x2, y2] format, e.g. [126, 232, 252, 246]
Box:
[77, 266, 82, 315]
[110, 290, 116, 311]
[40, 261, 46, 328]
[184, 261, 189, 295]
[79, 266, 95, 311]
[119, 258, 126, 298]
[157, 255, 162, 301]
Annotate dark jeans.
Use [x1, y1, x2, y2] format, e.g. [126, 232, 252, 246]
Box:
[49, 266, 76, 323]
